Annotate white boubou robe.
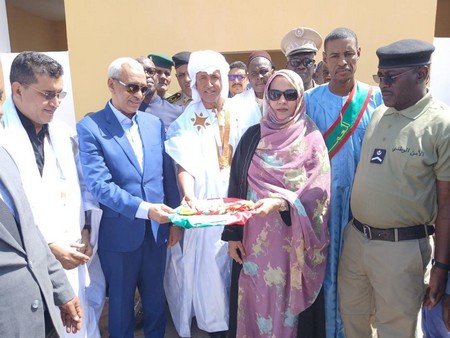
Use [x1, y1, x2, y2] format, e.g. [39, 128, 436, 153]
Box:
[227, 88, 263, 136]
[1, 96, 103, 338]
[164, 99, 244, 336]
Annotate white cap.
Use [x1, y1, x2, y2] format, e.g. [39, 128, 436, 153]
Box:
[281, 27, 323, 57]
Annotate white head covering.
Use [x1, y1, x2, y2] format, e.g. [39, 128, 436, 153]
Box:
[188, 50, 230, 103]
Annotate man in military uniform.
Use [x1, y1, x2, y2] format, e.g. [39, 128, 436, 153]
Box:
[281, 27, 323, 91]
[136, 56, 182, 130]
[148, 53, 174, 98]
[167, 51, 192, 108]
[338, 39, 450, 337]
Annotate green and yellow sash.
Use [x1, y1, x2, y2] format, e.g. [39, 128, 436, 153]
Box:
[324, 82, 373, 159]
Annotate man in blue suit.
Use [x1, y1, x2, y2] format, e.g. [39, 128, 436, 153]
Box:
[77, 57, 181, 338]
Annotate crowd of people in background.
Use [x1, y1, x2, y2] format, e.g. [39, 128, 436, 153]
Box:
[0, 25, 449, 338]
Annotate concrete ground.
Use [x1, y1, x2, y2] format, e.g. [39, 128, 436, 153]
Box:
[100, 297, 209, 338]
[135, 310, 209, 338]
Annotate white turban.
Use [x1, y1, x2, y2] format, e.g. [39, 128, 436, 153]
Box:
[188, 50, 230, 103]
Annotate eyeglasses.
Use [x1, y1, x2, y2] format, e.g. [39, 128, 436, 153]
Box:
[288, 58, 315, 69]
[268, 89, 299, 101]
[228, 74, 247, 81]
[28, 85, 67, 100]
[144, 67, 156, 76]
[114, 79, 148, 95]
[248, 69, 271, 79]
[372, 68, 415, 85]
[156, 69, 171, 77]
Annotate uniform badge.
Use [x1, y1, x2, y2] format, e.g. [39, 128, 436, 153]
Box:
[166, 92, 181, 104]
[370, 149, 386, 164]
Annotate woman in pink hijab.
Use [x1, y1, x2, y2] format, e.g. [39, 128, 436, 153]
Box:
[223, 69, 331, 338]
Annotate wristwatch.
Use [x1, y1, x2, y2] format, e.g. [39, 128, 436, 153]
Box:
[83, 224, 92, 233]
[432, 259, 450, 271]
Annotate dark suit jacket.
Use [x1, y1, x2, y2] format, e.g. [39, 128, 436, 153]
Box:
[0, 146, 74, 337]
[76, 102, 179, 252]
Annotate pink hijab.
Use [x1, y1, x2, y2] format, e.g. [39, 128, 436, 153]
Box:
[245, 69, 331, 315]
[262, 69, 305, 130]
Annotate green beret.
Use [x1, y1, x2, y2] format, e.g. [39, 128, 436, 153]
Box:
[376, 39, 435, 69]
[148, 53, 174, 69]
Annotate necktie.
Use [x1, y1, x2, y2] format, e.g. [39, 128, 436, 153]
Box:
[0, 197, 23, 247]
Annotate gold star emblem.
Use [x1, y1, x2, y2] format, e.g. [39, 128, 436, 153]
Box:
[191, 112, 210, 131]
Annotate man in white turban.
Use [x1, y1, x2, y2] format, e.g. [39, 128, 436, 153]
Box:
[165, 50, 249, 338]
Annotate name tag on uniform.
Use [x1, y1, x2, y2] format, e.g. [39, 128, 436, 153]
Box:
[370, 149, 386, 164]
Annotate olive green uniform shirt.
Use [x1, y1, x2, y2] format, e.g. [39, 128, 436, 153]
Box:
[351, 92, 450, 228]
[168, 91, 192, 108]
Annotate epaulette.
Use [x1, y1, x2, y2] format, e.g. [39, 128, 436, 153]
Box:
[166, 92, 182, 104]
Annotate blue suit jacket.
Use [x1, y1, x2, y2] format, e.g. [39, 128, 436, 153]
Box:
[77, 102, 179, 252]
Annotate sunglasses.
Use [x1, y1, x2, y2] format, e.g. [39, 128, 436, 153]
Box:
[114, 79, 148, 95]
[372, 68, 415, 85]
[28, 85, 67, 100]
[288, 58, 315, 68]
[268, 89, 299, 101]
[144, 67, 156, 76]
[228, 74, 246, 81]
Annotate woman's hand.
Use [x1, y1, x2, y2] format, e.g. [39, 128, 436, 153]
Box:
[252, 198, 288, 217]
[228, 240, 246, 264]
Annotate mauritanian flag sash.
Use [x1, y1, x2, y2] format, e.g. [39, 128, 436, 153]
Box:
[323, 82, 373, 159]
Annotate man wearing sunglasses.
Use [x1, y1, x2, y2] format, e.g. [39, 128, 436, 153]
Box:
[281, 27, 322, 91]
[77, 57, 181, 337]
[228, 61, 249, 97]
[339, 39, 450, 338]
[303, 27, 383, 338]
[1, 51, 97, 337]
[136, 56, 183, 130]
